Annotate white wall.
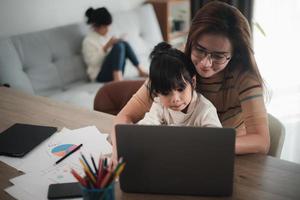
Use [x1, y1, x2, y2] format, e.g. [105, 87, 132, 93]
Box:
[253, 0, 300, 164]
[0, 0, 145, 37]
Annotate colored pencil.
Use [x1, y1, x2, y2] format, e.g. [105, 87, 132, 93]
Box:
[91, 154, 98, 173]
[79, 158, 97, 185]
[100, 170, 113, 188]
[81, 153, 96, 176]
[71, 153, 125, 190]
[70, 168, 87, 187]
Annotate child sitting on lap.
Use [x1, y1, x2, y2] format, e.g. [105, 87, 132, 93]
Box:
[138, 42, 221, 127]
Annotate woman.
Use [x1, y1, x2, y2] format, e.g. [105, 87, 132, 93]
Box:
[113, 1, 270, 156]
[82, 7, 148, 82]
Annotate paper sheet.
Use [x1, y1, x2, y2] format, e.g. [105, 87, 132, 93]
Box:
[5, 185, 37, 200]
[2, 126, 112, 200]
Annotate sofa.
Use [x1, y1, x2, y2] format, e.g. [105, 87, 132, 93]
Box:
[0, 4, 162, 110]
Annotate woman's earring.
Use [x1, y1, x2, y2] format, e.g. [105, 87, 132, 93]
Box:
[192, 76, 196, 89]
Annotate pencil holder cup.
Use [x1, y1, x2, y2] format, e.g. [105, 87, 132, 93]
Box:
[81, 183, 115, 200]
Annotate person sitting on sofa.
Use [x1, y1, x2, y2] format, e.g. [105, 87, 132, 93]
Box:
[82, 7, 148, 82]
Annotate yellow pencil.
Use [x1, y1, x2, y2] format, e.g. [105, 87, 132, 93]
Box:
[79, 158, 97, 184]
[113, 163, 126, 180]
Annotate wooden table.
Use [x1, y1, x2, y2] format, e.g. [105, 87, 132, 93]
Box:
[1, 87, 300, 200]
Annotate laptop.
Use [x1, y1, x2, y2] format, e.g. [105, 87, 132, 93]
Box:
[115, 124, 235, 196]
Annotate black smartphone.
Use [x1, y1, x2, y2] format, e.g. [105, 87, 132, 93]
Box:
[47, 182, 82, 199]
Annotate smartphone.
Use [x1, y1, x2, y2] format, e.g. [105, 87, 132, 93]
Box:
[47, 182, 82, 199]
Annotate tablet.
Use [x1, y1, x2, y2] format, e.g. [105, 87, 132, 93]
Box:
[0, 123, 57, 157]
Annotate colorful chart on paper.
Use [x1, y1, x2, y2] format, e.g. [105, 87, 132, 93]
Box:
[51, 144, 78, 157]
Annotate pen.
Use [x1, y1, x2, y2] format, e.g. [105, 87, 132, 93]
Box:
[55, 143, 83, 165]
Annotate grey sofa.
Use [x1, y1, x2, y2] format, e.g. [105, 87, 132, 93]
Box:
[0, 4, 162, 109]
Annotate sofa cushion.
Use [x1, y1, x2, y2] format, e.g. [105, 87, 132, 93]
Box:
[49, 82, 103, 110]
[0, 39, 34, 94]
[11, 32, 63, 93]
[9, 23, 89, 94]
[45, 24, 88, 86]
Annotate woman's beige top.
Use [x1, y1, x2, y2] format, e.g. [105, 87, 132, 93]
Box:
[119, 70, 269, 137]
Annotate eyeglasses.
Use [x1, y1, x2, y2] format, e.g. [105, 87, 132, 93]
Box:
[192, 45, 231, 65]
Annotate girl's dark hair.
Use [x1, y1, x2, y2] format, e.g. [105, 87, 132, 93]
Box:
[185, 1, 268, 100]
[148, 42, 196, 99]
[85, 7, 112, 27]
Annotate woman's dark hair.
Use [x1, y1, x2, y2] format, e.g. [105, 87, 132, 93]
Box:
[185, 1, 268, 99]
[85, 7, 112, 27]
[148, 42, 196, 99]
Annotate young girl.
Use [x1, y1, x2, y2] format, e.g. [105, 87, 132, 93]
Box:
[82, 7, 148, 82]
[138, 42, 221, 127]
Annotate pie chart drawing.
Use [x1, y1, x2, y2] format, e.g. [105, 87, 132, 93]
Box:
[51, 144, 78, 157]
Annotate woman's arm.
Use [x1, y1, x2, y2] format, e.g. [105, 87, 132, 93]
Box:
[114, 82, 153, 124]
[111, 82, 153, 163]
[235, 74, 270, 154]
[236, 128, 270, 154]
[235, 102, 270, 154]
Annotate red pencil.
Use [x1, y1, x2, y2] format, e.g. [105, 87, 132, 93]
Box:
[100, 169, 113, 188]
[96, 156, 103, 187]
[70, 168, 87, 187]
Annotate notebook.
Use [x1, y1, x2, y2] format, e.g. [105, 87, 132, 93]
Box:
[0, 123, 57, 157]
[115, 124, 235, 196]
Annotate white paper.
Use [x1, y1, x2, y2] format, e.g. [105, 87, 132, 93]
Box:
[4, 126, 112, 200]
[5, 185, 39, 200]
[17, 126, 112, 173]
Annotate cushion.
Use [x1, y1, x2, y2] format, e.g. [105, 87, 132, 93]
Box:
[11, 32, 62, 93]
[50, 82, 103, 110]
[0, 39, 34, 94]
[45, 24, 88, 86]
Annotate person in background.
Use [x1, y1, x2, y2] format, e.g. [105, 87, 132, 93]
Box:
[111, 1, 270, 161]
[82, 7, 148, 82]
[138, 42, 221, 128]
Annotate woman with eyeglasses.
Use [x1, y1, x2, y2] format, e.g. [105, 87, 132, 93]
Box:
[112, 1, 270, 157]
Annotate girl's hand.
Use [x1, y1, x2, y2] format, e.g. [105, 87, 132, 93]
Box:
[111, 149, 119, 168]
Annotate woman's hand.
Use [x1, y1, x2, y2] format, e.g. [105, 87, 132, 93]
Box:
[103, 36, 120, 52]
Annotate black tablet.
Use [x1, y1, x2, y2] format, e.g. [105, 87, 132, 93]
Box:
[0, 123, 57, 157]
